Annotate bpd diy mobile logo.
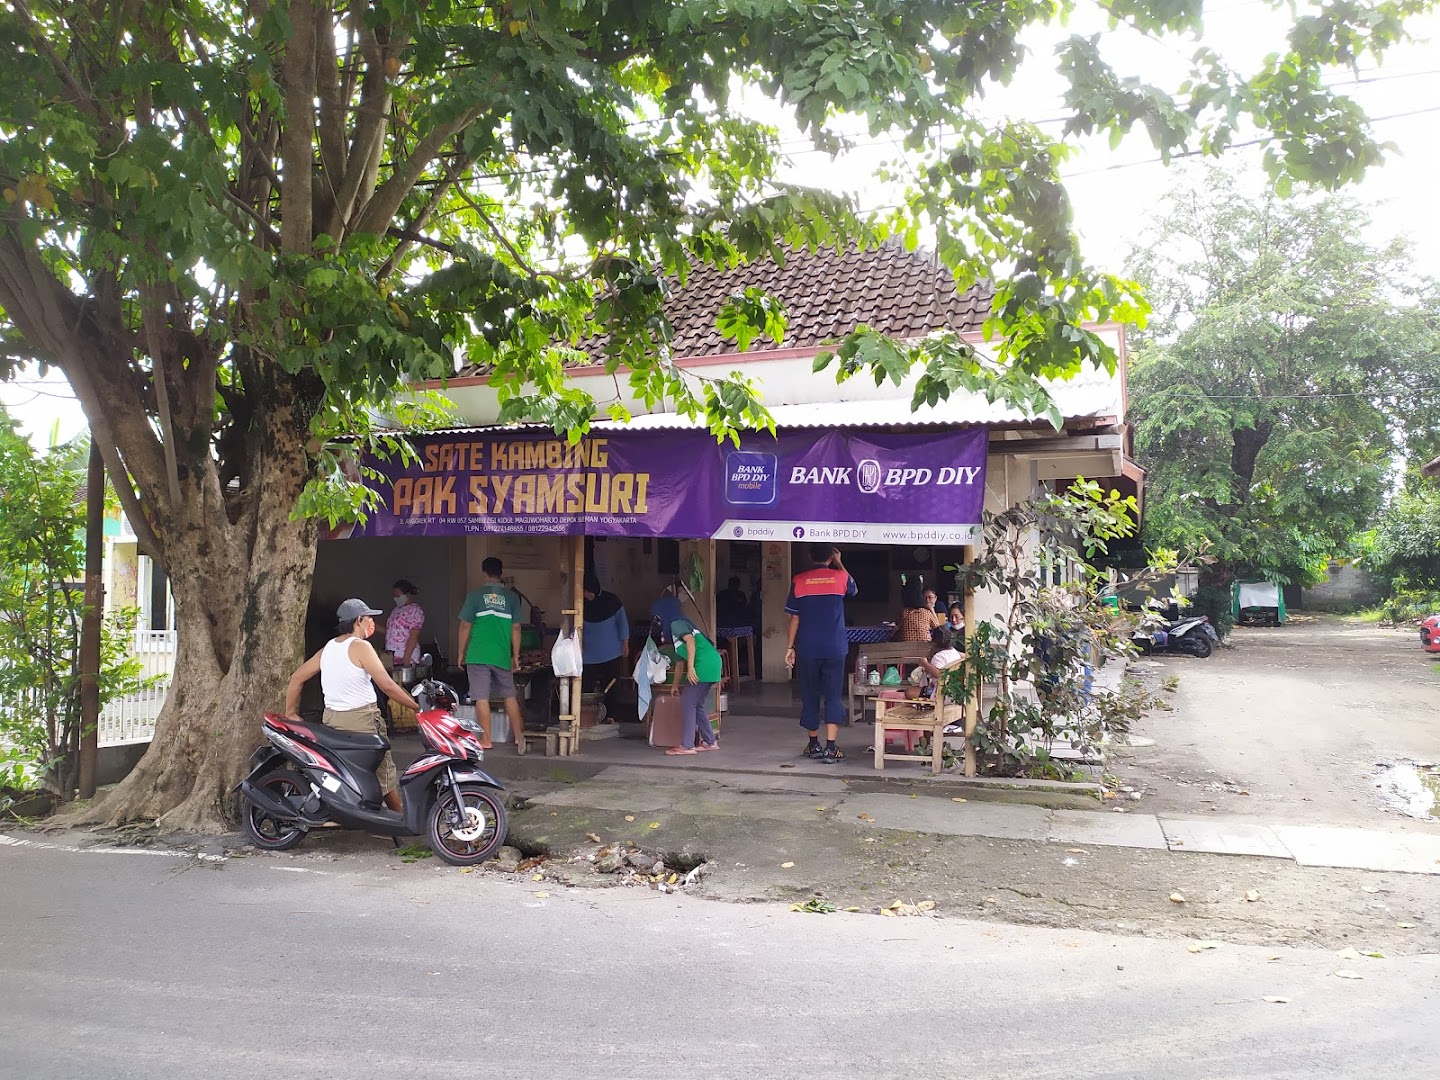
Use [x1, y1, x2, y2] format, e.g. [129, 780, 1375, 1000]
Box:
[724, 451, 778, 506]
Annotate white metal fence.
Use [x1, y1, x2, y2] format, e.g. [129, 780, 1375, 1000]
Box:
[97, 630, 176, 747]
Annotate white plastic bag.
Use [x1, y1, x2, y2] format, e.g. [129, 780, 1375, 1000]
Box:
[633, 640, 669, 723]
[551, 629, 582, 678]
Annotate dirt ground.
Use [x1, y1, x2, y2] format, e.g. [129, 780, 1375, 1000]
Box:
[494, 799, 1440, 955]
[1117, 616, 1440, 827]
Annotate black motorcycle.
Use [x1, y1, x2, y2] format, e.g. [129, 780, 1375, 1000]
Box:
[236, 680, 507, 866]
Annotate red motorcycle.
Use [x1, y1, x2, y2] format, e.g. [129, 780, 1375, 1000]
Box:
[236, 680, 507, 866]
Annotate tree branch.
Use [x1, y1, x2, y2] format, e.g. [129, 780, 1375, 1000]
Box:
[331, 15, 392, 237]
[315, 2, 348, 200]
[353, 105, 483, 237]
[11, 0, 114, 133]
[376, 156, 469, 279]
[279, 0, 318, 253]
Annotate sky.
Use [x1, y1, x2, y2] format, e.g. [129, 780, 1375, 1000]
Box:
[3, 2, 1437, 445]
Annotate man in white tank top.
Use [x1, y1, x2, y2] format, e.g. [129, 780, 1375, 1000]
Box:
[284, 598, 423, 813]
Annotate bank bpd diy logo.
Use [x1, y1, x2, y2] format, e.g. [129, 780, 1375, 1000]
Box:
[790, 458, 981, 491]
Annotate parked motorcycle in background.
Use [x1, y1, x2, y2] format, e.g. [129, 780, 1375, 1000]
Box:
[1130, 600, 1219, 659]
[235, 679, 508, 865]
[1161, 613, 1218, 657]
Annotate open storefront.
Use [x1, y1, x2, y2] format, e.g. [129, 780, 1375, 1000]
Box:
[313, 422, 992, 771]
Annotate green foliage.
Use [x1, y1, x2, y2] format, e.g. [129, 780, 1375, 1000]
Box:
[1188, 583, 1238, 639]
[1369, 488, 1440, 592]
[944, 481, 1174, 777]
[1380, 587, 1440, 624]
[1, 0, 1432, 491]
[0, 414, 151, 796]
[1129, 168, 1440, 586]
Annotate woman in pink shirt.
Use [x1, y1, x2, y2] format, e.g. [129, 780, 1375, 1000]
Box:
[384, 579, 426, 668]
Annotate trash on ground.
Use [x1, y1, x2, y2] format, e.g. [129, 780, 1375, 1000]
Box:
[791, 898, 837, 914]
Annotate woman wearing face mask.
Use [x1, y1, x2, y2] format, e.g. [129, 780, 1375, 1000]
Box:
[383, 579, 426, 674]
[941, 602, 966, 649]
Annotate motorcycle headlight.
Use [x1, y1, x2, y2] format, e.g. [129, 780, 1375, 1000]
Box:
[457, 717, 483, 735]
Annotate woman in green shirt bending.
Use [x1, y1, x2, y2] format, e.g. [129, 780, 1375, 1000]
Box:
[666, 618, 721, 755]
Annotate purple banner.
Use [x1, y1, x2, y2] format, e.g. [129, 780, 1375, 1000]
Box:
[348, 427, 988, 545]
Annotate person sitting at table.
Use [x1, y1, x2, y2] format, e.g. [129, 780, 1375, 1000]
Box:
[917, 640, 966, 708]
[716, 576, 750, 626]
[936, 602, 965, 647]
[897, 580, 944, 641]
[582, 574, 629, 720]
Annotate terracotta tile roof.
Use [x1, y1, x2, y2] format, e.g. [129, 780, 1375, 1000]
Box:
[453, 242, 991, 376]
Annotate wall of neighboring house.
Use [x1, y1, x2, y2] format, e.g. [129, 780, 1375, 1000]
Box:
[1302, 562, 1382, 614]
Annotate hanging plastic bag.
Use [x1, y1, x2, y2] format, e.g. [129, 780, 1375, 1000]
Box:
[881, 665, 902, 686]
[551, 628, 582, 678]
[648, 649, 669, 686]
[633, 640, 669, 722]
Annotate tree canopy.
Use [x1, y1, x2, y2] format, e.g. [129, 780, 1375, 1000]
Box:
[1, 0, 1436, 826]
[1128, 169, 1440, 586]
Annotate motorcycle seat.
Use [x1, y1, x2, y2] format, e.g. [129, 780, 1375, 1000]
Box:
[286, 720, 389, 751]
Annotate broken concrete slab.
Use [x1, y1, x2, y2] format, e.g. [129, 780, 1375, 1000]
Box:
[837, 793, 1051, 840]
[1272, 825, 1440, 875]
[1047, 809, 1167, 850]
[1159, 818, 1293, 859]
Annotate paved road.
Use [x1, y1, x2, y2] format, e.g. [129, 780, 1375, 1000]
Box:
[1122, 619, 1440, 826]
[3, 841, 1438, 1079]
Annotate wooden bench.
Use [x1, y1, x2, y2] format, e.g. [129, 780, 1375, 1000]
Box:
[873, 698, 963, 774]
[848, 641, 934, 724]
[872, 656, 966, 775]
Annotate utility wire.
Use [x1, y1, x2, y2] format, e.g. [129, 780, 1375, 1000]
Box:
[1145, 384, 1440, 400]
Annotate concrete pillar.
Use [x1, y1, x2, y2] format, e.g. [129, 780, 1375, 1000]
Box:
[760, 541, 792, 683]
[972, 453, 1039, 633]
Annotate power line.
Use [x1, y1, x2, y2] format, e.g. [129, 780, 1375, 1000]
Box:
[1146, 384, 1440, 401]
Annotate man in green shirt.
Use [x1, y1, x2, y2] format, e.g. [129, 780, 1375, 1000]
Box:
[457, 556, 521, 748]
[665, 617, 721, 755]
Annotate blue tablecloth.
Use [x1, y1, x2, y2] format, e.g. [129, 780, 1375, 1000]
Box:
[717, 626, 754, 640]
[847, 626, 896, 644]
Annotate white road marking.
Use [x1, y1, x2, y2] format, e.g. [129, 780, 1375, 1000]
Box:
[0, 832, 228, 862]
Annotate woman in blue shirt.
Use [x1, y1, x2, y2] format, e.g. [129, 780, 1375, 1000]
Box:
[582, 575, 629, 721]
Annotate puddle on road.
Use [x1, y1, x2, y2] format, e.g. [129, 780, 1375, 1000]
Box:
[1373, 761, 1440, 819]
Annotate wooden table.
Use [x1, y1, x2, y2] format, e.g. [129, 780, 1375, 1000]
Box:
[716, 625, 755, 684]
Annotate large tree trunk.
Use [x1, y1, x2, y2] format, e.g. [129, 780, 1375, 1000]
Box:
[64, 396, 319, 833]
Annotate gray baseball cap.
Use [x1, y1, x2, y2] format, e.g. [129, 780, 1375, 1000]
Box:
[337, 598, 383, 623]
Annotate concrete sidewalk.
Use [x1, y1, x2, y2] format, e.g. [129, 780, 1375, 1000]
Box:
[525, 763, 1440, 876]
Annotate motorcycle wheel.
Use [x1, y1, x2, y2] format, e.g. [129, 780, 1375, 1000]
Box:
[428, 783, 508, 866]
[1178, 635, 1213, 658]
[242, 770, 311, 851]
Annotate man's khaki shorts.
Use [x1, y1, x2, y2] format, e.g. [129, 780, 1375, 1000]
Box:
[323, 703, 397, 795]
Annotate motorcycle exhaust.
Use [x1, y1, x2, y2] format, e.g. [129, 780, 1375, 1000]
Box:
[239, 777, 326, 826]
